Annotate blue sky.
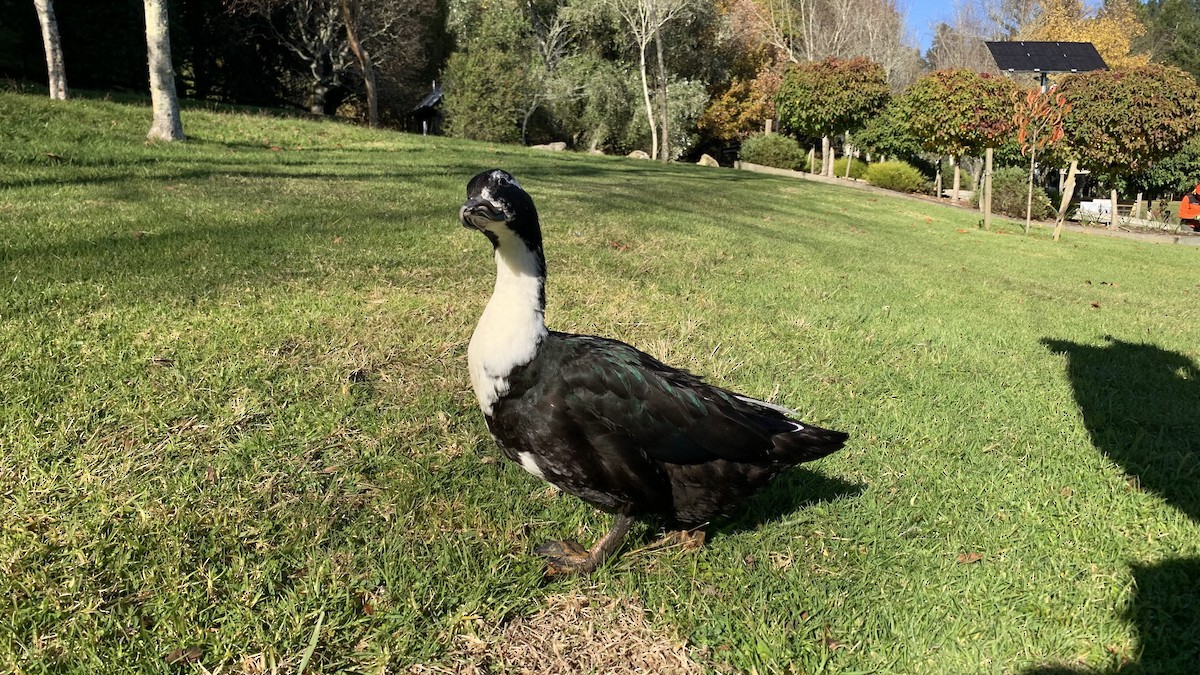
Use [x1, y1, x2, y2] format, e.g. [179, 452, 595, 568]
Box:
[905, 0, 1105, 53]
[907, 3, 949, 53]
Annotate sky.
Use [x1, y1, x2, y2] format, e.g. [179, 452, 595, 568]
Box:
[906, 2, 949, 54]
[904, 0, 1106, 53]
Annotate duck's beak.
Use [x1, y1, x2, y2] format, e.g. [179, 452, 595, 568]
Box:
[460, 198, 505, 230]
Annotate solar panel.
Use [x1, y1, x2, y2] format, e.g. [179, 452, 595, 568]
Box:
[985, 42, 1108, 73]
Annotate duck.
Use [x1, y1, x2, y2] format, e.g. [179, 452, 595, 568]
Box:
[459, 168, 848, 574]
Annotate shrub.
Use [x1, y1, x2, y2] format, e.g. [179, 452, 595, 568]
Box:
[865, 160, 925, 193]
[739, 133, 805, 170]
[833, 156, 868, 179]
[972, 166, 1052, 220]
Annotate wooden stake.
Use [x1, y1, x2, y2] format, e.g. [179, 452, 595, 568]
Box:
[983, 148, 993, 230]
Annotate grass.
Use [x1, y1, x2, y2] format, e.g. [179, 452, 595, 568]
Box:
[1, 88, 1198, 674]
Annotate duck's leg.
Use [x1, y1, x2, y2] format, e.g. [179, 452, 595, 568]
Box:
[535, 513, 635, 575]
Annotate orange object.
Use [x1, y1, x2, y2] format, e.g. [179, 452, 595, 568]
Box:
[1181, 183, 1200, 231]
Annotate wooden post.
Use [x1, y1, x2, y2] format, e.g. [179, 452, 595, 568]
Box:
[843, 132, 852, 179]
[808, 147, 816, 174]
[983, 148, 994, 230]
[765, 119, 774, 135]
[935, 161, 942, 199]
[952, 154, 961, 202]
[1053, 160, 1078, 242]
[1134, 192, 1143, 221]
[1109, 187, 1119, 229]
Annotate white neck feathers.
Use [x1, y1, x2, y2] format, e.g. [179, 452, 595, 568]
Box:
[468, 230, 548, 416]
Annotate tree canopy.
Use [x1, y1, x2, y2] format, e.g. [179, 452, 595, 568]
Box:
[899, 69, 1018, 157]
[775, 57, 890, 139]
[1057, 63, 1200, 177]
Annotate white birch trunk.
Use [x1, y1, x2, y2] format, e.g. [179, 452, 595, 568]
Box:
[653, 11, 669, 163]
[143, 0, 184, 141]
[638, 44, 657, 160]
[34, 0, 67, 100]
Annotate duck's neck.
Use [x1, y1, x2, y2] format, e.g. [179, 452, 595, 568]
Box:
[468, 232, 548, 416]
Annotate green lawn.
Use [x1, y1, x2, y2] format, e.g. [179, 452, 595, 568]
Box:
[1, 90, 1198, 674]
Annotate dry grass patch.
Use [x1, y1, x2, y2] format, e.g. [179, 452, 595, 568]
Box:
[412, 594, 707, 674]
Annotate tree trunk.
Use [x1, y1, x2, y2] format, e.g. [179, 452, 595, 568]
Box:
[1109, 187, 1119, 229]
[33, 0, 67, 100]
[339, 0, 377, 128]
[808, 147, 815, 174]
[637, 44, 657, 160]
[143, 0, 184, 141]
[821, 135, 832, 177]
[652, 10, 669, 163]
[935, 162, 942, 199]
[1053, 160, 1078, 242]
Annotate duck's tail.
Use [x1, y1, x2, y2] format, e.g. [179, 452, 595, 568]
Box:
[772, 423, 848, 463]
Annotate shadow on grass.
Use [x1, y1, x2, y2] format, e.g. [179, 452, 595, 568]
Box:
[1032, 338, 1200, 674]
[717, 468, 865, 537]
[1041, 337, 1199, 521]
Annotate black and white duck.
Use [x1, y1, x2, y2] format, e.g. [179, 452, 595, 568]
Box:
[459, 168, 847, 574]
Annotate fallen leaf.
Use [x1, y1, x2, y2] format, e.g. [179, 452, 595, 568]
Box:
[165, 646, 202, 664]
[333, 236, 344, 245]
[1061, 486, 1074, 498]
[819, 626, 844, 650]
[1091, 301, 1101, 309]
[957, 552, 983, 564]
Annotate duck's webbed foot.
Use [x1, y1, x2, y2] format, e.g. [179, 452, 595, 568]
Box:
[646, 527, 707, 552]
[534, 513, 635, 576]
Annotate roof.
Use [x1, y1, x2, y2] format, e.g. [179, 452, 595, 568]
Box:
[408, 86, 443, 115]
[985, 42, 1108, 74]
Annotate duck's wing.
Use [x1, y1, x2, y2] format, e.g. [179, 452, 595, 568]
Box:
[502, 332, 844, 467]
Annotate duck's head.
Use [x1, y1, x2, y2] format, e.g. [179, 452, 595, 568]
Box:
[460, 169, 541, 252]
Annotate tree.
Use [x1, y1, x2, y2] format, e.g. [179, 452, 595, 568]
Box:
[607, 0, 689, 160]
[339, 0, 378, 127]
[1011, 88, 1070, 234]
[32, 0, 67, 100]
[776, 56, 889, 177]
[924, 1, 1000, 73]
[854, 97, 925, 166]
[143, 0, 184, 141]
[1058, 64, 1200, 178]
[1019, 0, 1149, 70]
[1058, 64, 1199, 234]
[442, 1, 532, 143]
[1135, 0, 1200, 82]
[751, 0, 921, 88]
[228, 0, 352, 114]
[900, 69, 1017, 200]
[697, 64, 782, 142]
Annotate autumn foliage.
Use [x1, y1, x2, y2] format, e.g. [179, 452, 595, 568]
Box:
[1057, 64, 1200, 176]
[775, 57, 890, 139]
[899, 69, 1018, 157]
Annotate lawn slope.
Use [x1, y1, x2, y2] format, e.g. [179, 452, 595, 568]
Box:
[1, 90, 1198, 674]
